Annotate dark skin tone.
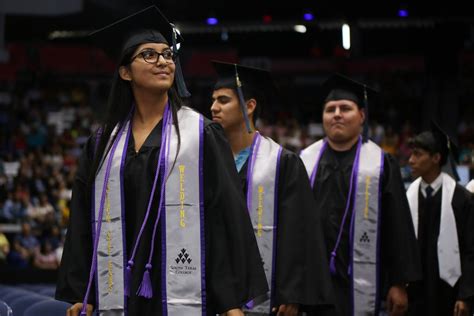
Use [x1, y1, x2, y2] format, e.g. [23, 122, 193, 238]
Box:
[408, 147, 471, 316]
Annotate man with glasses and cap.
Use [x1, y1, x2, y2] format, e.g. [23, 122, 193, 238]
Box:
[210, 61, 334, 315]
[300, 74, 421, 316]
[55, 6, 267, 316]
[406, 121, 474, 316]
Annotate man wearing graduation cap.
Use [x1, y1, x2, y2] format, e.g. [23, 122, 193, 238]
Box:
[210, 61, 334, 315]
[406, 121, 474, 316]
[300, 73, 421, 316]
[55, 6, 268, 316]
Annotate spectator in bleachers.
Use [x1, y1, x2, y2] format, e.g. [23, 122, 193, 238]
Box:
[0, 227, 9, 265]
[11, 128, 27, 156]
[33, 240, 59, 270]
[43, 143, 64, 170]
[380, 125, 399, 156]
[1, 191, 27, 222]
[27, 193, 54, 224]
[45, 225, 62, 249]
[369, 120, 385, 145]
[7, 239, 29, 269]
[14, 222, 39, 261]
[398, 121, 415, 165]
[26, 126, 47, 150]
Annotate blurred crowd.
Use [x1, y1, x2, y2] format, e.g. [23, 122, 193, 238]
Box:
[0, 79, 96, 271]
[257, 117, 474, 182]
[0, 74, 473, 271]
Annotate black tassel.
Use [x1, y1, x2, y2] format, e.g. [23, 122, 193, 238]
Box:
[235, 65, 252, 133]
[362, 86, 369, 143]
[171, 24, 191, 98]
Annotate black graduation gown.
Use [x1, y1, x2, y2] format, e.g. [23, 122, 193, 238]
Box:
[55, 118, 268, 315]
[309, 143, 422, 316]
[238, 147, 334, 311]
[407, 184, 474, 316]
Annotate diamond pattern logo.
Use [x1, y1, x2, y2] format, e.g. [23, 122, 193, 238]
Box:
[175, 248, 192, 264]
[359, 232, 370, 243]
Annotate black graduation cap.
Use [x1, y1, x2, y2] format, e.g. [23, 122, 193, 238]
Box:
[89, 5, 190, 98]
[320, 73, 378, 142]
[430, 120, 460, 181]
[212, 61, 277, 133]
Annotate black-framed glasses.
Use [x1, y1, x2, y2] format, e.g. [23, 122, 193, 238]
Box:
[132, 49, 176, 64]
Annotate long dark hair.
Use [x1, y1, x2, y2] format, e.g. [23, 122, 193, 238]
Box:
[88, 44, 183, 188]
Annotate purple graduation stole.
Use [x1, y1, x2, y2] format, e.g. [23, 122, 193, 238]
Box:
[301, 138, 384, 316]
[84, 106, 205, 316]
[244, 132, 283, 314]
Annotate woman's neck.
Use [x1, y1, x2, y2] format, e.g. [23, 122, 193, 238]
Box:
[133, 89, 168, 126]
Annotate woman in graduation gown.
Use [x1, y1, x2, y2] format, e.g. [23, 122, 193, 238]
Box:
[300, 74, 422, 316]
[55, 6, 267, 316]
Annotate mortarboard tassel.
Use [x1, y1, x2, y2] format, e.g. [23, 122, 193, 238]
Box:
[329, 251, 337, 276]
[328, 138, 362, 277]
[245, 300, 255, 309]
[171, 24, 191, 98]
[137, 263, 153, 298]
[137, 107, 173, 300]
[362, 86, 369, 143]
[235, 65, 252, 133]
[124, 260, 134, 297]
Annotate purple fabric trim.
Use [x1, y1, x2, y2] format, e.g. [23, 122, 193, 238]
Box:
[93, 127, 102, 159]
[92, 127, 103, 314]
[127, 105, 170, 272]
[270, 146, 283, 313]
[91, 127, 102, 314]
[198, 116, 207, 315]
[245, 133, 260, 215]
[244, 132, 261, 309]
[91, 169, 99, 314]
[160, 107, 173, 312]
[161, 193, 168, 316]
[136, 104, 173, 298]
[374, 151, 384, 315]
[81, 119, 129, 314]
[120, 124, 132, 314]
[309, 140, 328, 188]
[347, 140, 362, 277]
[348, 140, 362, 316]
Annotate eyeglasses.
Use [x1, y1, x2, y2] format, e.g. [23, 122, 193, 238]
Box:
[132, 49, 176, 64]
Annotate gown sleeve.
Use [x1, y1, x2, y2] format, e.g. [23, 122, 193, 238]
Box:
[380, 154, 422, 290]
[274, 150, 334, 308]
[203, 122, 268, 313]
[455, 186, 474, 302]
[55, 135, 95, 305]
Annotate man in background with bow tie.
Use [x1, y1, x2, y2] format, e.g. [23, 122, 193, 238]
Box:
[407, 122, 474, 316]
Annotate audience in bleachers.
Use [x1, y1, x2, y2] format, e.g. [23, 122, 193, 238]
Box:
[0, 228, 9, 265]
[0, 73, 472, 274]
